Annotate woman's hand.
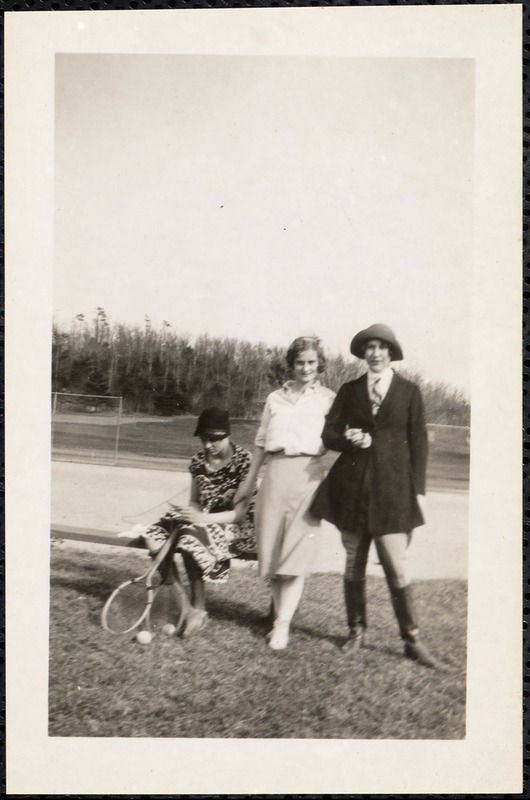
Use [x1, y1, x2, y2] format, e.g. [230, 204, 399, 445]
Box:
[344, 427, 372, 449]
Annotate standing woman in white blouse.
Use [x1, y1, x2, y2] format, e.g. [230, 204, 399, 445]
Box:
[234, 336, 335, 650]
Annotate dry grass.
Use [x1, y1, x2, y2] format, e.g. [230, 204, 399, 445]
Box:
[49, 545, 467, 739]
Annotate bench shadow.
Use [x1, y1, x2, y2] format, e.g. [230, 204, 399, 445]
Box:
[51, 574, 274, 636]
[51, 574, 115, 603]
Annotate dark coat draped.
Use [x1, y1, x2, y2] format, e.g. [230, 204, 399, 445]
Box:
[310, 372, 428, 534]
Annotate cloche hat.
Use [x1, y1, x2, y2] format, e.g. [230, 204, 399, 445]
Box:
[350, 323, 404, 361]
[193, 407, 231, 437]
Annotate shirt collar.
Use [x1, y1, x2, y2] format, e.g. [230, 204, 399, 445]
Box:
[367, 366, 393, 384]
[282, 379, 321, 394]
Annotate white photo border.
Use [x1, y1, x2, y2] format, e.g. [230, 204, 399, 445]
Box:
[5, 5, 522, 794]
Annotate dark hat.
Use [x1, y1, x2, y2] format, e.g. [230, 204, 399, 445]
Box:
[350, 324, 404, 361]
[193, 407, 231, 437]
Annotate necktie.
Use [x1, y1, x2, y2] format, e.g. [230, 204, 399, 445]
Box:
[370, 377, 383, 415]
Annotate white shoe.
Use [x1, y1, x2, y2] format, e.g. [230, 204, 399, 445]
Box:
[181, 609, 209, 639]
[117, 523, 149, 539]
[268, 621, 290, 651]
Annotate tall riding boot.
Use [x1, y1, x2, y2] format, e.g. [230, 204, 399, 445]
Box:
[341, 579, 367, 655]
[390, 584, 437, 668]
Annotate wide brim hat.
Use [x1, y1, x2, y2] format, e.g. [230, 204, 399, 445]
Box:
[350, 323, 404, 361]
[193, 407, 231, 437]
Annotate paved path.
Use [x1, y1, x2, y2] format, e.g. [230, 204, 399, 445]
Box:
[52, 460, 468, 580]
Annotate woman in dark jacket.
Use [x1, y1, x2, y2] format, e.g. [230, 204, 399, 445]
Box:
[310, 324, 437, 667]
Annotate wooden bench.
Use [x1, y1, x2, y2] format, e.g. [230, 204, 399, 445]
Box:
[51, 524, 145, 548]
[51, 524, 258, 561]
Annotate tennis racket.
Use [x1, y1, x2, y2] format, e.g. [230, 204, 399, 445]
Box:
[101, 527, 182, 634]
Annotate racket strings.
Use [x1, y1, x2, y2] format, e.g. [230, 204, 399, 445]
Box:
[102, 547, 181, 634]
[149, 582, 185, 634]
[102, 580, 153, 634]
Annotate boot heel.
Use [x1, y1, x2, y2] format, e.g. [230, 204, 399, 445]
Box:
[391, 585, 438, 668]
[404, 639, 437, 668]
[341, 630, 364, 655]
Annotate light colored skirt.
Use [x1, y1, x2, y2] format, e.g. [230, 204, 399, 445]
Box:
[255, 454, 324, 578]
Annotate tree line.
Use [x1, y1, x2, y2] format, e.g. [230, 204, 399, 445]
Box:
[52, 308, 470, 425]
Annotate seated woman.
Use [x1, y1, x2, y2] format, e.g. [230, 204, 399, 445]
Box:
[129, 407, 256, 637]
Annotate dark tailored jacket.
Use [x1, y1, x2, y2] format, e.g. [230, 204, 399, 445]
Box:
[310, 372, 428, 534]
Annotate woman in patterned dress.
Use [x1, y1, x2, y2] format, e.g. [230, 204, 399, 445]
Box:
[133, 407, 256, 637]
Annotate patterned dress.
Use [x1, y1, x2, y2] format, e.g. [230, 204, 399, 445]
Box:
[143, 444, 256, 583]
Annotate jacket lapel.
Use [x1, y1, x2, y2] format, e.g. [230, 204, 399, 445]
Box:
[356, 373, 373, 422]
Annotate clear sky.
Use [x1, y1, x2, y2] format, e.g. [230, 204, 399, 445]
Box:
[54, 53, 474, 393]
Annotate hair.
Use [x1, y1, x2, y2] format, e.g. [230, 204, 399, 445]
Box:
[286, 336, 326, 373]
[362, 338, 394, 359]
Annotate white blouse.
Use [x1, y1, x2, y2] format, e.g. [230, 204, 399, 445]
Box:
[255, 380, 336, 456]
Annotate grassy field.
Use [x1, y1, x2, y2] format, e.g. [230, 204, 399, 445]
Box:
[49, 545, 467, 739]
[52, 414, 469, 491]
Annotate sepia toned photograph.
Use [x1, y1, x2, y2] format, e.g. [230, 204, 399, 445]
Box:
[5, 6, 521, 795]
[50, 50, 472, 741]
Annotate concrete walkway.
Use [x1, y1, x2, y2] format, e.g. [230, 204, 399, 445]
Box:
[51, 460, 468, 580]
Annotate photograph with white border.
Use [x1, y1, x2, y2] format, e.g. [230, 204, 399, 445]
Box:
[5, 5, 522, 794]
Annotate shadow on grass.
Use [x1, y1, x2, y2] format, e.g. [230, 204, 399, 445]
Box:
[52, 574, 113, 602]
[50, 553, 466, 677]
[202, 597, 274, 634]
[51, 562, 272, 636]
[50, 546, 467, 739]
